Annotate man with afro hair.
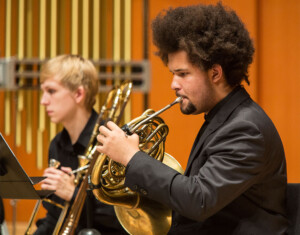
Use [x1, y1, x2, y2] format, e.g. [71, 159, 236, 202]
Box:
[96, 3, 289, 234]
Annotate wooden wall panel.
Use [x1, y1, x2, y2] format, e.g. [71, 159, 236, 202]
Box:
[131, 0, 145, 118]
[258, 0, 300, 182]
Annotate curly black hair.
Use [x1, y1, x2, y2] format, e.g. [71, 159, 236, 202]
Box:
[151, 2, 255, 86]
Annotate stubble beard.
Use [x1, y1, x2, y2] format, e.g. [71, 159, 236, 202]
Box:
[180, 87, 215, 115]
[180, 100, 197, 115]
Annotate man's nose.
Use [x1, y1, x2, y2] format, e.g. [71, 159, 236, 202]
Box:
[171, 76, 180, 90]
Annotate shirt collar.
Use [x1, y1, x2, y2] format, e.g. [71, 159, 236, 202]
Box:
[57, 109, 98, 150]
[76, 109, 98, 147]
[205, 85, 242, 122]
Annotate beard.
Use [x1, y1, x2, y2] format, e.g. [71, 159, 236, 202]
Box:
[180, 100, 197, 114]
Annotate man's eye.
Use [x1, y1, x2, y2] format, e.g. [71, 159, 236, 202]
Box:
[179, 72, 188, 77]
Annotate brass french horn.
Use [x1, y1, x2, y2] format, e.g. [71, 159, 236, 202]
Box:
[90, 97, 184, 235]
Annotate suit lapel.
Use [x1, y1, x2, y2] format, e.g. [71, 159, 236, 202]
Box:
[184, 88, 250, 175]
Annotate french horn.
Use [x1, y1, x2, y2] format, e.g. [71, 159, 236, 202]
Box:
[90, 97, 184, 235]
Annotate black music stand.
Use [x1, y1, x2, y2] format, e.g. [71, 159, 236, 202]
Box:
[0, 133, 54, 199]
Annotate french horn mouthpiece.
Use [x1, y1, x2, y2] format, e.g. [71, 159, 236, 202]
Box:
[174, 96, 182, 103]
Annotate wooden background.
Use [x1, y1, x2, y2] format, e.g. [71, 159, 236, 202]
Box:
[0, 0, 299, 227]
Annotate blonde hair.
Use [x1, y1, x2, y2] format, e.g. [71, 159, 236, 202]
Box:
[40, 54, 99, 111]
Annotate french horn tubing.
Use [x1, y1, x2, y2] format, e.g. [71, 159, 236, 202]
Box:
[90, 97, 184, 235]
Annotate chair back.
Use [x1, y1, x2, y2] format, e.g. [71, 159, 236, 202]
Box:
[286, 183, 300, 235]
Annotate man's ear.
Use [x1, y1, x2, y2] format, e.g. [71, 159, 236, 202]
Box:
[74, 85, 85, 104]
[210, 64, 223, 83]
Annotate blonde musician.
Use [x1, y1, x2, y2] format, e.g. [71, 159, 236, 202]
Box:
[35, 55, 127, 235]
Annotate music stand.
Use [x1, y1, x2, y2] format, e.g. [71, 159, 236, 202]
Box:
[0, 133, 54, 199]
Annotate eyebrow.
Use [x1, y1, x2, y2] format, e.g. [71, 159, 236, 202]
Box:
[170, 68, 188, 73]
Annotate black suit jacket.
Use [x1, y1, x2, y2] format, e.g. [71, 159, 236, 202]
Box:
[125, 87, 288, 234]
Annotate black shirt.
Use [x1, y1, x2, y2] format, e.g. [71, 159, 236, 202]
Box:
[35, 109, 127, 235]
